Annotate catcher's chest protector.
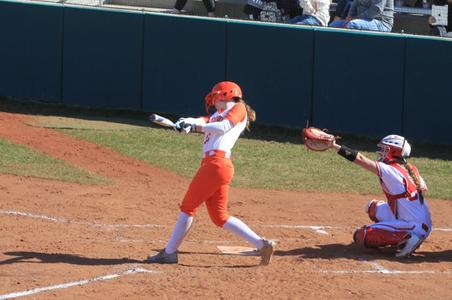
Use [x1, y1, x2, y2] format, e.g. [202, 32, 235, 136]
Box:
[379, 163, 421, 207]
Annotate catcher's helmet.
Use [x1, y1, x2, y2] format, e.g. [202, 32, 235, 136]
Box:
[205, 81, 242, 113]
[377, 134, 411, 162]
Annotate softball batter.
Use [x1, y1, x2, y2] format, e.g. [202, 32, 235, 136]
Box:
[332, 135, 432, 257]
[148, 81, 276, 265]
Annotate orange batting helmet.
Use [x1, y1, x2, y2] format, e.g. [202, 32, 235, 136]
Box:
[205, 81, 243, 113]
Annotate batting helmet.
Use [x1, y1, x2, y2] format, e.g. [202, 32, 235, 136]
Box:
[205, 81, 243, 113]
[377, 134, 411, 162]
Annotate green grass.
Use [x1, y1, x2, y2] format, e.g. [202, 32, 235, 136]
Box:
[61, 127, 452, 200]
[1, 95, 449, 199]
[0, 138, 107, 185]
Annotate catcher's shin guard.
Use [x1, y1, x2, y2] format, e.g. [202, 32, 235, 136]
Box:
[353, 226, 410, 249]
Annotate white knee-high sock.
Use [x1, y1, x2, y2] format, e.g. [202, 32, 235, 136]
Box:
[165, 212, 193, 254]
[223, 216, 264, 249]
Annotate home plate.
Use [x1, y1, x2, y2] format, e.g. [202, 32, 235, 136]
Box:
[217, 246, 259, 256]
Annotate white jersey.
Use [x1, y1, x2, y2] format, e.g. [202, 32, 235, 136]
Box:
[201, 102, 247, 155]
[376, 162, 432, 229]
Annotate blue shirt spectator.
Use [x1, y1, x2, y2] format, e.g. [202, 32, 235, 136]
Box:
[329, 0, 394, 31]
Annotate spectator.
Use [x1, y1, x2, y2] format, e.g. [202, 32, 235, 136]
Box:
[332, 0, 353, 21]
[329, 0, 394, 32]
[172, 0, 216, 17]
[244, 0, 303, 21]
[429, 0, 452, 37]
[288, 0, 331, 25]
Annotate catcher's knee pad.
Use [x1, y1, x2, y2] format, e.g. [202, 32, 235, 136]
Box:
[353, 226, 410, 249]
[365, 200, 381, 222]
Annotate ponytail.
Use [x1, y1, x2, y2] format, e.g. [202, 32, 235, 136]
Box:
[402, 161, 421, 191]
[402, 160, 425, 204]
[238, 99, 256, 131]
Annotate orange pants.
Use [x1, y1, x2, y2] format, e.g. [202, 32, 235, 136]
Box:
[180, 155, 234, 227]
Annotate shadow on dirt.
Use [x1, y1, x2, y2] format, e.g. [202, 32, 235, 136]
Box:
[179, 263, 258, 269]
[0, 251, 144, 265]
[276, 243, 452, 263]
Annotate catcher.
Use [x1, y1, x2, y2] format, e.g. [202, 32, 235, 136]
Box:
[303, 128, 432, 258]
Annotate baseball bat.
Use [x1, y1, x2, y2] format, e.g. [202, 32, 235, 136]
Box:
[149, 113, 176, 128]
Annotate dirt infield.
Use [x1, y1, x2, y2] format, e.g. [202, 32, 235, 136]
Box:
[1, 111, 452, 299]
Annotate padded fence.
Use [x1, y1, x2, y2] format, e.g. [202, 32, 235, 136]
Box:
[1, 0, 452, 144]
[312, 28, 406, 137]
[62, 6, 143, 110]
[226, 21, 314, 127]
[0, 1, 63, 102]
[142, 14, 227, 116]
[403, 37, 452, 144]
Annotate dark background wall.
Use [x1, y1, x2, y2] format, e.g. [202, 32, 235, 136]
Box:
[403, 37, 452, 144]
[0, 1, 63, 101]
[63, 6, 143, 110]
[312, 29, 406, 138]
[142, 14, 227, 116]
[0, 0, 451, 144]
[226, 21, 314, 128]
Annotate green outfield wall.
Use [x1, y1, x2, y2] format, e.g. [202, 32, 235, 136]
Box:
[0, 1, 63, 101]
[312, 29, 406, 138]
[142, 14, 227, 116]
[0, 0, 451, 144]
[63, 6, 143, 110]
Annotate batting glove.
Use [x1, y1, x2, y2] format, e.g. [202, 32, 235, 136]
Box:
[174, 118, 185, 132]
[175, 121, 195, 134]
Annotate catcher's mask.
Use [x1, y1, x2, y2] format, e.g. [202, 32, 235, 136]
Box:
[205, 81, 242, 113]
[377, 134, 411, 162]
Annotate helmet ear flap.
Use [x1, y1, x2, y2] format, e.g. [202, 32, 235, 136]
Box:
[401, 139, 411, 158]
[205, 93, 214, 114]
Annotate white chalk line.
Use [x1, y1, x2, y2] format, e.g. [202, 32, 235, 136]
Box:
[318, 260, 452, 275]
[113, 237, 238, 244]
[433, 228, 452, 232]
[0, 210, 166, 229]
[317, 269, 452, 274]
[0, 267, 158, 300]
[0, 210, 336, 235]
[366, 261, 393, 274]
[115, 237, 305, 244]
[2, 209, 452, 277]
[3, 209, 452, 236]
[261, 225, 337, 235]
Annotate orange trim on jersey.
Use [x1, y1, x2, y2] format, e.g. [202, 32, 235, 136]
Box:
[201, 115, 210, 123]
[224, 102, 246, 126]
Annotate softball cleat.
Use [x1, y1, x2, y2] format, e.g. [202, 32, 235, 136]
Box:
[147, 249, 178, 264]
[396, 234, 422, 258]
[259, 239, 276, 266]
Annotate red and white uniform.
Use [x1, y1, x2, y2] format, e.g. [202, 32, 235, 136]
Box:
[364, 162, 432, 247]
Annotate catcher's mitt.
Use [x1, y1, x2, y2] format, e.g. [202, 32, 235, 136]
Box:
[302, 127, 336, 151]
